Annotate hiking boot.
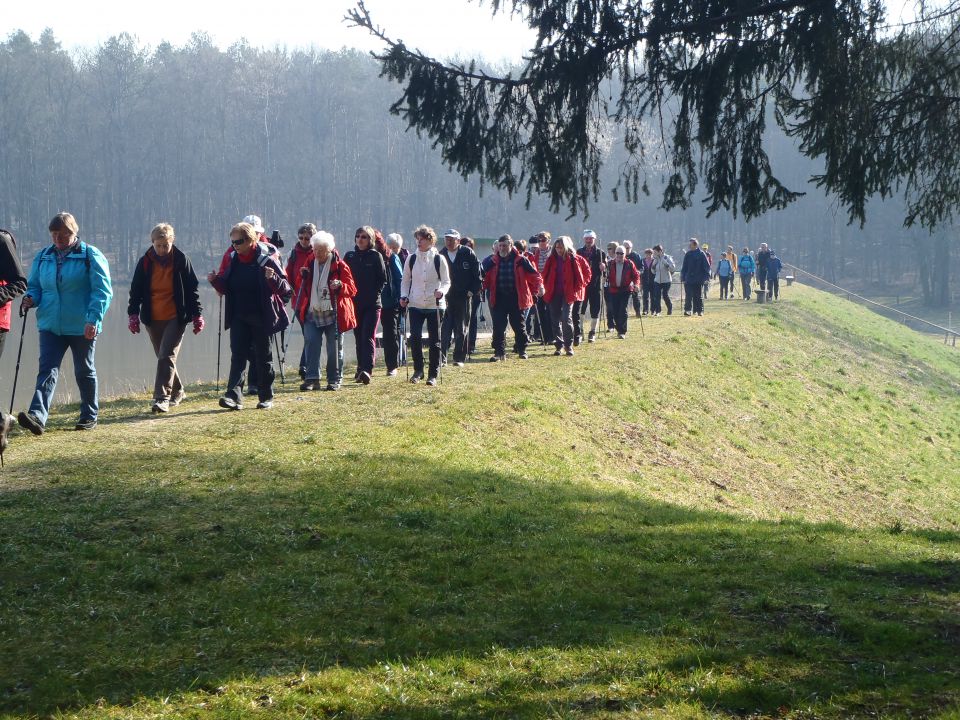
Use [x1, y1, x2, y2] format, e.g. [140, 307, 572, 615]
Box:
[518, 352, 528, 359]
[565, 348, 574, 356]
[325, 383, 341, 391]
[386, 368, 398, 377]
[300, 380, 320, 391]
[219, 396, 242, 411]
[0, 413, 15, 451]
[573, 336, 581, 347]
[684, 311, 692, 316]
[256, 400, 273, 410]
[17, 411, 43, 436]
[151, 399, 170, 414]
[426, 377, 437, 387]
[554, 348, 562, 356]
[453, 361, 464, 367]
[170, 390, 186, 406]
[75, 418, 97, 431]
[588, 331, 596, 343]
[359, 370, 371, 385]
[617, 333, 625, 339]
[410, 373, 423, 384]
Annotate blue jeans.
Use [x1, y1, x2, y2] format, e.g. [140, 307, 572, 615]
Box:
[302, 313, 342, 384]
[29, 330, 98, 426]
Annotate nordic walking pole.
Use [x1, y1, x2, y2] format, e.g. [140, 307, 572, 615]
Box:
[401, 308, 409, 382]
[273, 333, 285, 385]
[435, 297, 443, 385]
[216, 295, 223, 393]
[533, 299, 547, 348]
[635, 286, 645, 337]
[9, 306, 28, 414]
[460, 292, 473, 362]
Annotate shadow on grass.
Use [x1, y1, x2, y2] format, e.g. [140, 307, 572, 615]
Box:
[1, 448, 957, 716]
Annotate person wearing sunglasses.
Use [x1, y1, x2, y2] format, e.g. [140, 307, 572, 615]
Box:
[344, 226, 387, 385]
[285, 223, 317, 379]
[606, 244, 640, 338]
[207, 222, 291, 410]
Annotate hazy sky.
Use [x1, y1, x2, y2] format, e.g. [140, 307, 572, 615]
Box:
[3, 0, 537, 61]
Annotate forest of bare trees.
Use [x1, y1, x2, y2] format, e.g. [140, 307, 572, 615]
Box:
[0, 29, 955, 306]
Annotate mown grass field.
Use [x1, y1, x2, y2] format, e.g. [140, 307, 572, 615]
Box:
[1, 283, 958, 719]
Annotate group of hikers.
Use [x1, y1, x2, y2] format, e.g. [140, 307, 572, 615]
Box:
[0, 212, 786, 450]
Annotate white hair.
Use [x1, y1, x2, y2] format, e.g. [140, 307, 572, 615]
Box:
[386, 232, 403, 249]
[623, 240, 633, 251]
[310, 231, 335, 253]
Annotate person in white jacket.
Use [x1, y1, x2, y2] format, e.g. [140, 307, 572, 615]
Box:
[651, 244, 676, 316]
[400, 225, 451, 385]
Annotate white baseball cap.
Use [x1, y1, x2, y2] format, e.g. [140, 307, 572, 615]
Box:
[242, 215, 265, 234]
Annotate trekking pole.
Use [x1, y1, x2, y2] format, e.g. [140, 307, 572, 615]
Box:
[636, 289, 645, 338]
[401, 308, 409, 382]
[460, 292, 473, 362]
[533, 299, 547, 348]
[273, 333, 285, 385]
[216, 295, 223, 393]
[8, 306, 28, 414]
[435, 298, 443, 385]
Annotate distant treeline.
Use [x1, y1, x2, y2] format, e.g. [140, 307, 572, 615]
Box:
[0, 30, 954, 304]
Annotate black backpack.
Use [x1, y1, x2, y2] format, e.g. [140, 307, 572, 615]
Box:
[409, 252, 443, 279]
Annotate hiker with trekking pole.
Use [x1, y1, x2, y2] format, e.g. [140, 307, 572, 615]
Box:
[541, 235, 588, 357]
[680, 237, 710, 317]
[376, 232, 404, 377]
[481, 234, 544, 362]
[16, 212, 113, 435]
[344, 226, 387, 386]
[651, 244, 675, 316]
[126, 223, 204, 415]
[294, 231, 356, 392]
[607, 244, 641, 339]
[738, 247, 756, 300]
[439, 229, 481, 368]
[0, 227, 28, 452]
[400, 225, 450, 386]
[576, 230, 607, 344]
[285, 223, 317, 380]
[207, 222, 290, 411]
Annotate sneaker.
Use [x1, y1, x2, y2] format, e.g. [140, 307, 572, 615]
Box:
[696, 311, 704, 316]
[359, 370, 371, 385]
[151, 399, 170, 414]
[642, 311, 648, 316]
[453, 361, 464, 367]
[325, 383, 341, 391]
[588, 331, 596, 343]
[684, 311, 692, 316]
[218, 396, 242, 411]
[565, 348, 574, 356]
[17, 411, 43, 436]
[300, 380, 320, 391]
[386, 368, 398, 377]
[518, 352, 528, 360]
[426, 377, 437, 386]
[246, 385, 259, 396]
[617, 333, 625, 339]
[170, 390, 186, 406]
[353, 370, 361, 382]
[410, 373, 423, 384]
[554, 348, 562, 356]
[0, 413, 15, 451]
[489, 355, 500, 363]
[75, 418, 97, 431]
[256, 400, 273, 410]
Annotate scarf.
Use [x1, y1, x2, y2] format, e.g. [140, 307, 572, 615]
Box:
[311, 256, 333, 314]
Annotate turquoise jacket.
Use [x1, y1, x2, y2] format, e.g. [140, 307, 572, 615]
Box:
[26, 241, 113, 335]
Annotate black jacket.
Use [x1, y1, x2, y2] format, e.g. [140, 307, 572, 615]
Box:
[128, 246, 202, 325]
[440, 245, 481, 297]
[680, 248, 711, 284]
[577, 244, 607, 288]
[344, 246, 387, 310]
[0, 229, 27, 306]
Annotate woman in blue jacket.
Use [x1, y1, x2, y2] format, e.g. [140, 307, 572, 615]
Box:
[17, 212, 113, 434]
[738, 248, 756, 300]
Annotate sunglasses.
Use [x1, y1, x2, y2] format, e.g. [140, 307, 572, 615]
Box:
[231, 238, 245, 246]
[355, 234, 370, 240]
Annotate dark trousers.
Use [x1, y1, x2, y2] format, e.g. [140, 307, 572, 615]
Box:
[719, 276, 731, 299]
[491, 299, 528, 356]
[757, 268, 767, 291]
[572, 300, 583, 341]
[408, 307, 440, 378]
[604, 288, 615, 328]
[684, 283, 704, 314]
[381, 305, 402, 371]
[740, 274, 752, 299]
[549, 295, 573, 349]
[468, 294, 481, 352]
[440, 293, 471, 363]
[353, 305, 380, 374]
[609, 292, 630, 334]
[583, 282, 602, 319]
[654, 282, 672, 314]
[227, 314, 274, 403]
[768, 277, 780, 299]
[641, 284, 654, 313]
[530, 297, 553, 343]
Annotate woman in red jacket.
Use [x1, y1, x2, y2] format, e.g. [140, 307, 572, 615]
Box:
[541, 236, 588, 356]
[607, 244, 640, 339]
[295, 231, 358, 391]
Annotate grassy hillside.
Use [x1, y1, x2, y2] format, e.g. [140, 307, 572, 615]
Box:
[1, 284, 958, 719]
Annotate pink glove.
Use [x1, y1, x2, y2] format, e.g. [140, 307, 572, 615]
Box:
[128, 315, 140, 334]
[192, 316, 205, 335]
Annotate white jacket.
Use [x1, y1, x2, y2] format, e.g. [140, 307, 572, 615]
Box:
[653, 253, 676, 284]
[402, 247, 451, 310]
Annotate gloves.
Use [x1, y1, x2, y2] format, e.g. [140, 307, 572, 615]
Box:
[192, 316, 205, 335]
[128, 315, 140, 334]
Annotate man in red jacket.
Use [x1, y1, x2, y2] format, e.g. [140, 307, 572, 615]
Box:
[481, 235, 544, 361]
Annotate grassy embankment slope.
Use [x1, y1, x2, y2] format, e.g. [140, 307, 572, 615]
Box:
[1, 283, 958, 719]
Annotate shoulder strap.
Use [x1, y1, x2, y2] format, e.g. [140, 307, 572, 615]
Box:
[434, 254, 442, 279]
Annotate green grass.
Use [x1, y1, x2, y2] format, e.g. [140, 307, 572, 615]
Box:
[1, 284, 958, 719]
